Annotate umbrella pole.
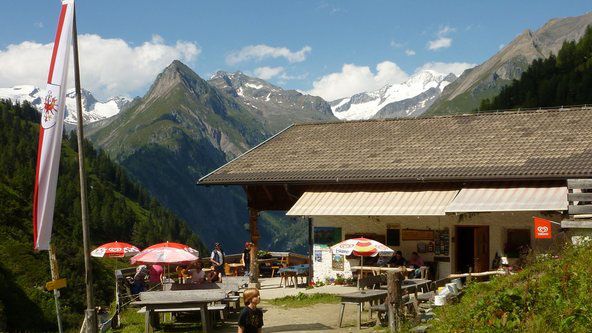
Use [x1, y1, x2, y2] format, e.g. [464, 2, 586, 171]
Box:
[358, 256, 364, 290]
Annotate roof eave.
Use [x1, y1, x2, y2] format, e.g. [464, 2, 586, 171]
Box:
[197, 173, 588, 187]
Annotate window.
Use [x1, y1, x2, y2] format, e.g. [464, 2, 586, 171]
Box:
[505, 229, 531, 258]
[386, 228, 400, 246]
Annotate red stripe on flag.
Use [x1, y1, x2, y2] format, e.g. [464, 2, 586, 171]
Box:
[32, 127, 45, 250]
[47, 4, 68, 84]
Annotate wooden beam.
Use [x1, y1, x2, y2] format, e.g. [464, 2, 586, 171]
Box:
[567, 192, 592, 202]
[567, 179, 592, 189]
[561, 220, 592, 228]
[568, 205, 592, 215]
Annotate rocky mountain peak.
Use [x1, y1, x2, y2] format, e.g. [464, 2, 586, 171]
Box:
[145, 60, 208, 101]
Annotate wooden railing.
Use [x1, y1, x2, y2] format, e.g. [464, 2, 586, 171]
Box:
[567, 179, 592, 216]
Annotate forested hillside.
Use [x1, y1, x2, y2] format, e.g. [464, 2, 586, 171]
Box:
[0, 100, 203, 331]
[479, 26, 592, 111]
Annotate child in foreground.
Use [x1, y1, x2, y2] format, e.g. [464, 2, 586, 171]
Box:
[238, 288, 263, 333]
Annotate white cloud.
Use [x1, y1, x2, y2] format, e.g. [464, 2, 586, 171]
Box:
[308, 61, 409, 101]
[390, 40, 403, 48]
[428, 37, 452, 50]
[416, 62, 476, 77]
[0, 34, 200, 99]
[226, 44, 311, 65]
[405, 49, 416, 56]
[427, 25, 455, 51]
[34, 22, 44, 28]
[253, 66, 285, 80]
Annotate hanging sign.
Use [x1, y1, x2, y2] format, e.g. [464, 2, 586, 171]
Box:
[534, 217, 552, 239]
[46, 278, 67, 291]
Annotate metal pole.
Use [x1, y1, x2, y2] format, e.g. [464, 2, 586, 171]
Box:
[72, 8, 97, 333]
[307, 217, 313, 285]
[48, 245, 63, 333]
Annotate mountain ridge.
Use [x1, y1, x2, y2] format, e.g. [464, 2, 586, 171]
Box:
[330, 70, 457, 120]
[426, 11, 592, 115]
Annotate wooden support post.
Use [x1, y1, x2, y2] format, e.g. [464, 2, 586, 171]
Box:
[386, 271, 403, 332]
[48, 245, 63, 333]
[249, 207, 260, 288]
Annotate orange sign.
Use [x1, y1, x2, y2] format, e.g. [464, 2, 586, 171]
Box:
[534, 217, 552, 239]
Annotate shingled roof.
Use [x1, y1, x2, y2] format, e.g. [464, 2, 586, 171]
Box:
[198, 107, 592, 185]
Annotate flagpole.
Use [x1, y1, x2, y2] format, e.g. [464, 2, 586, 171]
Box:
[71, 8, 97, 333]
[48, 245, 64, 333]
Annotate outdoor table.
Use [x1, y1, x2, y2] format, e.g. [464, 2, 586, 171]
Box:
[132, 290, 227, 333]
[277, 264, 309, 288]
[382, 278, 431, 299]
[338, 289, 387, 329]
[227, 263, 244, 276]
[350, 266, 413, 276]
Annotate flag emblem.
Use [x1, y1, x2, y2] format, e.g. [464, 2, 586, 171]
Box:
[42, 84, 60, 128]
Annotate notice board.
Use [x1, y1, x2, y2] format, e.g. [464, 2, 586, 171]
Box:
[401, 229, 434, 241]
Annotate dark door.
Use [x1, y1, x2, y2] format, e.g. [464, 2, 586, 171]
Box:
[473, 226, 489, 273]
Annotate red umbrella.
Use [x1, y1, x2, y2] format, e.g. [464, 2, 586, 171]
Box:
[130, 241, 199, 265]
[91, 241, 140, 258]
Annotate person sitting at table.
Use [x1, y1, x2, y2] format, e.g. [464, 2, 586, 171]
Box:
[210, 242, 226, 283]
[175, 264, 190, 284]
[241, 242, 253, 277]
[389, 250, 407, 267]
[148, 264, 164, 289]
[188, 262, 205, 284]
[407, 252, 425, 278]
[131, 265, 148, 294]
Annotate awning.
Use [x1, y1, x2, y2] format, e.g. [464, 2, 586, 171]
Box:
[445, 183, 568, 213]
[286, 185, 459, 216]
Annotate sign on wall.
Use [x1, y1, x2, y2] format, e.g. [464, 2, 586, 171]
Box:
[401, 229, 434, 241]
[534, 217, 552, 239]
[332, 254, 344, 271]
[314, 227, 342, 245]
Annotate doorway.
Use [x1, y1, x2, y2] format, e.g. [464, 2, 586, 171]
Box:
[455, 226, 489, 273]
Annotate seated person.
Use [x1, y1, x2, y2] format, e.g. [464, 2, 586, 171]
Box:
[131, 265, 148, 294]
[407, 252, 425, 278]
[176, 265, 190, 284]
[188, 262, 205, 284]
[389, 250, 407, 267]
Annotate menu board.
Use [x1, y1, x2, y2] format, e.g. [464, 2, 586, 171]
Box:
[434, 228, 450, 256]
[401, 229, 434, 241]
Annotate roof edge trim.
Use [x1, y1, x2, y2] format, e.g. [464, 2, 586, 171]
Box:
[197, 123, 295, 185]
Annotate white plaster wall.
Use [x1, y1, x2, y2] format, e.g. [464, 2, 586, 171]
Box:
[312, 245, 353, 282]
[312, 211, 564, 280]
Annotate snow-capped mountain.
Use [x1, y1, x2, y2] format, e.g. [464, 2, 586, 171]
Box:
[0, 85, 130, 124]
[208, 71, 336, 131]
[330, 70, 457, 120]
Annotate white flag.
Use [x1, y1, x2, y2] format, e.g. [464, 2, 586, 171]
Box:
[33, 0, 75, 251]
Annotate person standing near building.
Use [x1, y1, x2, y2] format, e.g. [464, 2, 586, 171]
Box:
[210, 242, 225, 282]
[241, 242, 253, 276]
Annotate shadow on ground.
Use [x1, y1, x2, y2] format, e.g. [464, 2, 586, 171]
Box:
[264, 323, 333, 332]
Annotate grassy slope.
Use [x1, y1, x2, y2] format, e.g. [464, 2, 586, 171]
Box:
[431, 243, 592, 332]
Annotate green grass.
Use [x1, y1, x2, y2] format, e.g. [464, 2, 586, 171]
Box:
[267, 292, 340, 308]
[429, 242, 592, 332]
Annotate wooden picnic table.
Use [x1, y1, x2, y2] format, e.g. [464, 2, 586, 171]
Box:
[350, 266, 413, 275]
[132, 290, 227, 333]
[338, 290, 388, 329]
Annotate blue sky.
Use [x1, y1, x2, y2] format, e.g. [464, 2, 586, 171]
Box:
[1, 1, 590, 100]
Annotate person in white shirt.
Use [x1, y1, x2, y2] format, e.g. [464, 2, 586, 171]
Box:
[188, 261, 205, 284]
[210, 242, 225, 282]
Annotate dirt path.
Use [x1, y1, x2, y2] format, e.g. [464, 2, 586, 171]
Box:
[218, 302, 382, 333]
